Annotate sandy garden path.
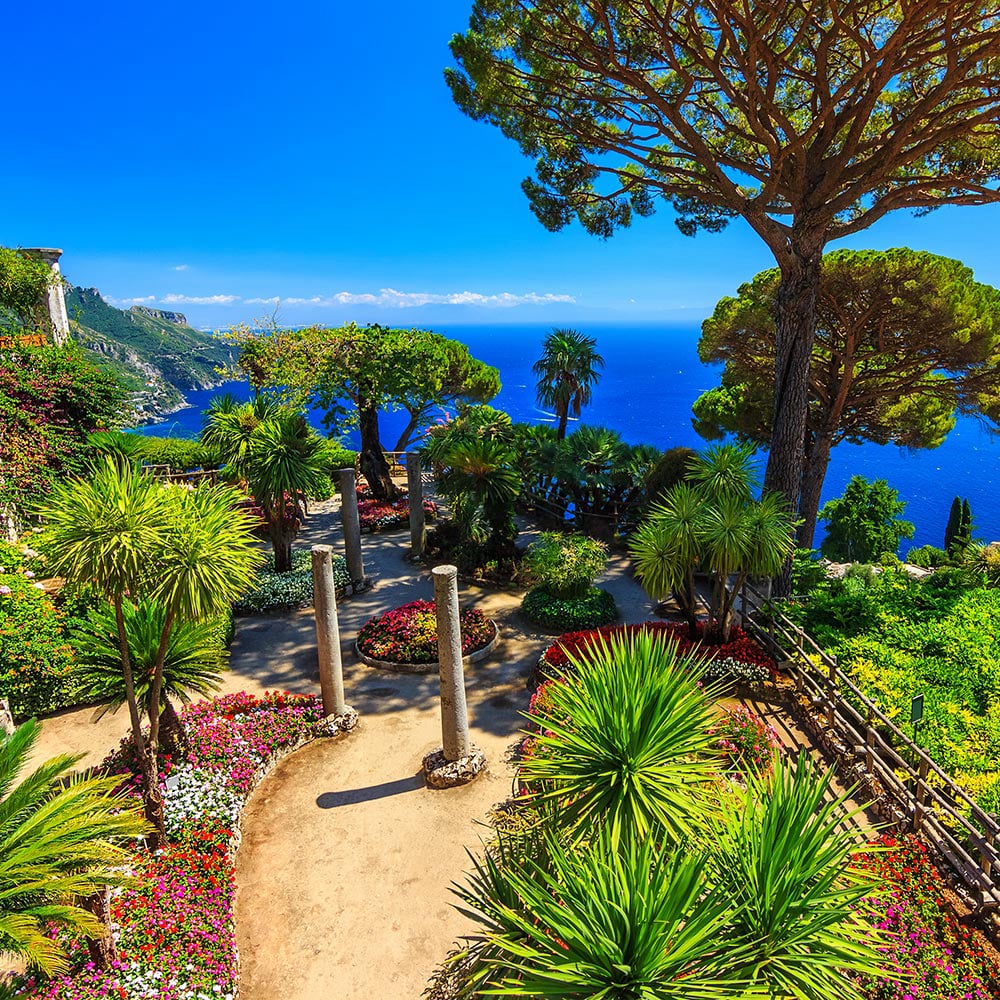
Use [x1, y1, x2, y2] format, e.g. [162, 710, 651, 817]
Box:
[32, 494, 867, 999]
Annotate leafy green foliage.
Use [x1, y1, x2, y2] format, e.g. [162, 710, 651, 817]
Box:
[905, 544, 952, 569]
[819, 476, 914, 562]
[0, 248, 54, 330]
[520, 585, 617, 632]
[0, 721, 148, 975]
[0, 345, 128, 523]
[523, 532, 607, 597]
[643, 446, 696, 507]
[532, 329, 603, 440]
[89, 430, 219, 472]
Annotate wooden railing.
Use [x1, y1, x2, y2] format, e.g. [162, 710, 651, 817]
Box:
[142, 465, 219, 486]
[741, 580, 1000, 912]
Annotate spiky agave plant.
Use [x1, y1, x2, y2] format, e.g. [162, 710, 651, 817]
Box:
[703, 752, 891, 1000]
[519, 629, 723, 847]
[448, 828, 750, 999]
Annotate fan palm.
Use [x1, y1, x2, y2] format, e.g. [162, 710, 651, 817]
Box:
[37, 460, 260, 843]
[73, 599, 227, 744]
[533, 329, 604, 440]
[704, 752, 889, 999]
[520, 630, 722, 846]
[0, 721, 148, 974]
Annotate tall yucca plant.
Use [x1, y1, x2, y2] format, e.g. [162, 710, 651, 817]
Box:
[705, 752, 889, 999]
[0, 722, 148, 974]
[449, 829, 750, 999]
[520, 631, 722, 846]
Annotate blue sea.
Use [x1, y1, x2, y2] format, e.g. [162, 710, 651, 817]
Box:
[136, 323, 1000, 552]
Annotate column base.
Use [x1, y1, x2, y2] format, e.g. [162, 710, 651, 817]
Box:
[422, 745, 487, 788]
[315, 707, 359, 737]
[344, 577, 373, 596]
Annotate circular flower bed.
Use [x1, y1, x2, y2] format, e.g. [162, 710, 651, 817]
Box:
[520, 586, 618, 633]
[355, 599, 497, 671]
[533, 621, 775, 689]
[356, 485, 437, 533]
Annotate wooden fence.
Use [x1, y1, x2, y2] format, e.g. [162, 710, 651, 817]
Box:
[142, 465, 219, 487]
[740, 579, 1000, 912]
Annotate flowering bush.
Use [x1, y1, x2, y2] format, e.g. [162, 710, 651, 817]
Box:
[521, 586, 618, 632]
[711, 706, 781, 776]
[0, 569, 78, 718]
[234, 548, 349, 614]
[19, 691, 325, 999]
[356, 600, 494, 664]
[536, 621, 775, 684]
[852, 834, 1000, 999]
[356, 485, 437, 533]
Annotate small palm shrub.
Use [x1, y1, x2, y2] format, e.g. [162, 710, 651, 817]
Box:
[520, 585, 617, 632]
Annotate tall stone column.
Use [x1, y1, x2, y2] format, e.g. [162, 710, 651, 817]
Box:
[406, 452, 425, 560]
[22, 248, 70, 346]
[423, 565, 486, 787]
[311, 545, 347, 717]
[337, 467, 366, 592]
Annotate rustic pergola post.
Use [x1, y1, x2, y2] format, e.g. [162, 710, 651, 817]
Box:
[311, 545, 347, 717]
[422, 564, 486, 787]
[22, 248, 70, 346]
[406, 452, 426, 560]
[337, 467, 366, 592]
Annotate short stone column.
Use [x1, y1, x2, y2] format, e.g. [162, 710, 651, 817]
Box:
[422, 565, 486, 787]
[406, 452, 426, 560]
[337, 467, 367, 592]
[311, 545, 347, 717]
[22, 248, 70, 346]
[0, 699, 14, 736]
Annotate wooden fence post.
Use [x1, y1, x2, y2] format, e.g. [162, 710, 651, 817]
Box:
[826, 655, 838, 730]
[912, 755, 930, 832]
[865, 722, 876, 775]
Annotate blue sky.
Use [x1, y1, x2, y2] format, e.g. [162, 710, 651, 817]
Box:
[6, 0, 999, 329]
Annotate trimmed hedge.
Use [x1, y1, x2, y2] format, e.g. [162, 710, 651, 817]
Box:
[521, 586, 618, 632]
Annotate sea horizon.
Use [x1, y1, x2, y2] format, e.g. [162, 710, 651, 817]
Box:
[137, 323, 1000, 554]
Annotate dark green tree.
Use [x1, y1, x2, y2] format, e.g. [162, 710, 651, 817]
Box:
[693, 250, 1000, 547]
[819, 476, 914, 563]
[448, 3, 1000, 585]
[532, 329, 604, 440]
[944, 497, 963, 554]
[961, 498, 975, 551]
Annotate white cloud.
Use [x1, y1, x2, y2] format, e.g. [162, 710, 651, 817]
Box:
[172, 264, 190, 272]
[159, 293, 240, 305]
[103, 294, 157, 307]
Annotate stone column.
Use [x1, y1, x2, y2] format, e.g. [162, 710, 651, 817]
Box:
[22, 248, 70, 346]
[337, 467, 366, 591]
[311, 545, 347, 717]
[423, 565, 486, 787]
[0, 699, 14, 736]
[406, 452, 425, 560]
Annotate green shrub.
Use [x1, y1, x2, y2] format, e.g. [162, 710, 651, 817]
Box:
[137, 435, 218, 471]
[319, 438, 359, 477]
[521, 585, 618, 631]
[643, 446, 696, 507]
[905, 544, 950, 569]
[818, 475, 914, 562]
[234, 549, 349, 614]
[523, 532, 608, 598]
[0, 574, 78, 719]
[790, 548, 827, 593]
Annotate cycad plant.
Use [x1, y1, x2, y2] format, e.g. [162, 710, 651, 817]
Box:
[631, 444, 794, 639]
[37, 460, 260, 844]
[0, 721, 147, 974]
[533, 329, 604, 440]
[520, 630, 721, 846]
[73, 599, 227, 746]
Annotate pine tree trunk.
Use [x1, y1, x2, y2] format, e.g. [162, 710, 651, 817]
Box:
[796, 429, 836, 549]
[764, 248, 823, 596]
[358, 403, 397, 500]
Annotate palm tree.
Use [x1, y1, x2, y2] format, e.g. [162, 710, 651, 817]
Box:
[532, 329, 604, 440]
[37, 460, 260, 844]
[437, 438, 521, 562]
[520, 630, 722, 846]
[0, 721, 148, 974]
[73, 599, 228, 750]
[203, 399, 327, 572]
[631, 444, 795, 640]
